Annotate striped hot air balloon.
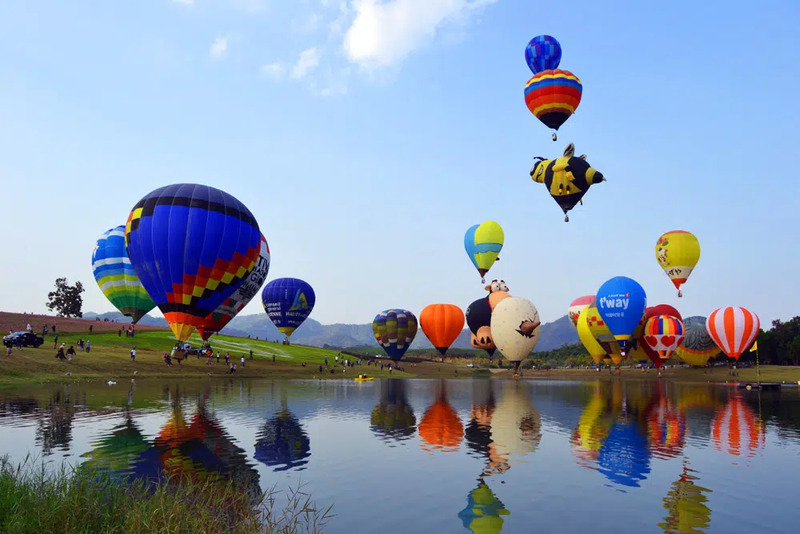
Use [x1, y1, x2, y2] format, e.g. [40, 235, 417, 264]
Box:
[92, 226, 156, 324]
[643, 315, 685, 360]
[524, 69, 582, 138]
[568, 295, 595, 329]
[706, 307, 760, 360]
[372, 309, 418, 361]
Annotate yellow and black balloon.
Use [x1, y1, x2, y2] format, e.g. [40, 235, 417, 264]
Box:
[530, 144, 605, 221]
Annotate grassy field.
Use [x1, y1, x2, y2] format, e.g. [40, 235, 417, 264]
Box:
[2, 312, 799, 387]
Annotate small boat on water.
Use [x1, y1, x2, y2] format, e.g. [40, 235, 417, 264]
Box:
[354, 374, 374, 382]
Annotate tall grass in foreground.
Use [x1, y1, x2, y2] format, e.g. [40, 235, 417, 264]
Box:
[0, 456, 332, 534]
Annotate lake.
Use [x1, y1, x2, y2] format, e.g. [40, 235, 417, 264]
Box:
[1, 378, 798, 533]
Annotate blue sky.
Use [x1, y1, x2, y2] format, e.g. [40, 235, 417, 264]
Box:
[1, 0, 798, 328]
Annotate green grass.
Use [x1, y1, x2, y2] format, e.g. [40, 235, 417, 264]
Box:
[0, 456, 331, 534]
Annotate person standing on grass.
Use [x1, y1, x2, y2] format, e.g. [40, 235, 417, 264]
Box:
[130, 347, 136, 362]
[249, 349, 253, 360]
[6, 345, 12, 357]
[241, 355, 245, 368]
[66, 345, 76, 363]
[86, 340, 91, 353]
[53, 333, 58, 348]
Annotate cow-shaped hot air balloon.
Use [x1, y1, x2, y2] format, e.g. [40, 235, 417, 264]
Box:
[530, 143, 605, 221]
[466, 280, 512, 356]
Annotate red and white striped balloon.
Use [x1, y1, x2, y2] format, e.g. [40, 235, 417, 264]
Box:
[706, 307, 760, 360]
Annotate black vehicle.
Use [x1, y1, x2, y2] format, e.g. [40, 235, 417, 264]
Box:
[3, 331, 45, 348]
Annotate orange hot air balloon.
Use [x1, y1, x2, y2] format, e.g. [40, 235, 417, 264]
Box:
[420, 304, 465, 359]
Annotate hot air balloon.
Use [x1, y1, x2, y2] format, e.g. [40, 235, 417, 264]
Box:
[464, 221, 504, 283]
[655, 231, 701, 297]
[197, 233, 271, 340]
[524, 69, 582, 140]
[92, 226, 156, 324]
[628, 304, 682, 369]
[525, 35, 562, 74]
[596, 277, 647, 353]
[568, 295, 595, 329]
[489, 297, 541, 374]
[530, 143, 605, 221]
[465, 281, 511, 356]
[419, 304, 465, 359]
[675, 316, 721, 367]
[577, 306, 607, 365]
[644, 315, 685, 361]
[372, 309, 417, 361]
[261, 278, 316, 341]
[124, 184, 262, 342]
[706, 307, 760, 360]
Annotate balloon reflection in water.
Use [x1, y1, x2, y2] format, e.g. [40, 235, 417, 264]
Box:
[572, 382, 652, 488]
[149, 398, 261, 498]
[254, 390, 311, 471]
[419, 381, 463, 453]
[457, 479, 510, 534]
[489, 383, 541, 465]
[658, 463, 712, 534]
[645, 385, 687, 459]
[465, 381, 508, 476]
[370, 379, 417, 442]
[711, 395, 765, 458]
[80, 412, 149, 480]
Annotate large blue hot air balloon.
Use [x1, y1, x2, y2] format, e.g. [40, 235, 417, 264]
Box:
[261, 278, 316, 338]
[124, 184, 262, 342]
[525, 35, 562, 74]
[92, 225, 155, 323]
[596, 277, 647, 352]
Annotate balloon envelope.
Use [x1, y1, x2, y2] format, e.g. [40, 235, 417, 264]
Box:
[577, 306, 606, 364]
[675, 316, 721, 366]
[568, 295, 595, 329]
[644, 315, 685, 360]
[706, 307, 760, 360]
[655, 231, 701, 295]
[198, 233, 270, 340]
[490, 297, 541, 364]
[92, 225, 156, 324]
[372, 309, 418, 361]
[125, 184, 262, 341]
[464, 221, 504, 280]
[525, 35, 562, 74]
[629, 305, 682, 369]
[261, 278, 316, 337]
[596, 277, 647, 347]
[420, 304, 465, 356]
[524, 69, 582, 131]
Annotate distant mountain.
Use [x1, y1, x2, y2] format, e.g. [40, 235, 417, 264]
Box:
[84, 311, 580, 352]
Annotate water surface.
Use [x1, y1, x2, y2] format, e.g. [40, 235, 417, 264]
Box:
[1, 378, 798, 534]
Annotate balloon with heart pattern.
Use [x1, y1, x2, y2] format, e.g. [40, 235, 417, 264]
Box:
[644, 315, 685, 360]
[628, 305, 682, 369]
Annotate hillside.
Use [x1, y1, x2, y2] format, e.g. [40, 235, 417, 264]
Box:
[84, 310, 580, 352]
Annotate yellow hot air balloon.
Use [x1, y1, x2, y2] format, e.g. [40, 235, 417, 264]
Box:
[577, 306, 606, 365]
[655, 231, 701, 297]
[465, 221, 504, 283]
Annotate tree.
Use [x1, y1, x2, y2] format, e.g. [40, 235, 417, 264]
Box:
[46, 277, 85, 318]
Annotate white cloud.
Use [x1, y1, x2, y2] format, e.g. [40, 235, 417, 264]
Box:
[291, 47, 320, 79]
[209, 36, 229, 59]
[344, 0, 497, 68]
[260, 61, 287, 79]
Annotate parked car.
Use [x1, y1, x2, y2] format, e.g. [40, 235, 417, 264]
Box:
[175, 342, 211, 356]
[3, 331, 44, 348]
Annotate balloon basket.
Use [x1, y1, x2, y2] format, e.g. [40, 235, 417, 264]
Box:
[552, 133, 557, 141]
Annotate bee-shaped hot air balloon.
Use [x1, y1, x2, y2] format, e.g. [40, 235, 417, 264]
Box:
[530, 143, 605, 221]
